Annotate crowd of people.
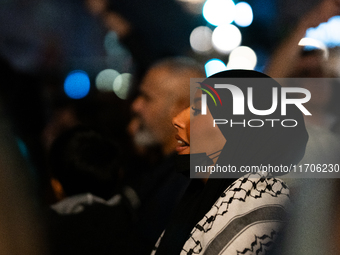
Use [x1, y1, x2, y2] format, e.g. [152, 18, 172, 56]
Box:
[0, 0, 340, 254]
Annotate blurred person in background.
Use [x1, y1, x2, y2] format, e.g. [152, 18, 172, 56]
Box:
[326, 47, 340, 134]
[0, 82, 47, 254]
[131, 57, 205, 156]
[127, 57, 205, 254]
[47, 125, 138, 255]
[265, 1, 340, 254]
[41, 92, 132, 204]
[84, 0, 196, 95]
[0, 55, 49, 201]
[266, 0, 340, 79]
[265, 0, 340, 165]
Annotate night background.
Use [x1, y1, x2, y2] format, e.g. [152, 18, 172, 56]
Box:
[0, 1, 340, 254]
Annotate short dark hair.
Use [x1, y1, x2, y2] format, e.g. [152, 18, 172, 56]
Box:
[152, 56, 205, 77]
[49, 126, 121, 200]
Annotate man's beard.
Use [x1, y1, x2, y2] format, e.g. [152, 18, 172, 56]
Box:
[133, 127, 159, 147]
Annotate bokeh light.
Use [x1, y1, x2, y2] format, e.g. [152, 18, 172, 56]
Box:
[212, 24, 242, 54]
[113, 73, 132, 99]
[64, 70, 91, 99]
[190, 26, 213, 54]
[298, 37, 329, 59]
[205, 59, 227, 77]
[306, 16, 340, 47]
[95, 69, 120, 92]
[104, 31, 121, 55]
[234, 2, 253, 27]
[227, 56, 254, 70]
[227, 46, 257, 70]
[202, 0, 236, 26]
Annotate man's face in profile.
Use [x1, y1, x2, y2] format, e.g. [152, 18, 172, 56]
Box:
[131, 67, 175, 147]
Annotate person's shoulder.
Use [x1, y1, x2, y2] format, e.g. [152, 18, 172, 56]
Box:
[224, 174, 289, 193]
[182, 176, 290, 254]
[217, 175, 290, 212]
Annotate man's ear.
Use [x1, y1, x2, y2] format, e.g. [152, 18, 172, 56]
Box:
[50, 178, 66, 202]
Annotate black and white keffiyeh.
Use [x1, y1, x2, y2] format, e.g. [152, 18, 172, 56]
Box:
[152, 174, 289, 255]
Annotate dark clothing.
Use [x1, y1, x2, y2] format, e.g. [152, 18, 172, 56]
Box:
[131, 153, 190, 254]
[48, 192, 137, 255]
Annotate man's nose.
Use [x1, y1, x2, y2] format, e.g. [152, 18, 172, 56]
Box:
[132, 96, 143, 114]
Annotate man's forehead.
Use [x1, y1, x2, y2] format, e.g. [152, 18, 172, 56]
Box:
[141, 69, 175, 93]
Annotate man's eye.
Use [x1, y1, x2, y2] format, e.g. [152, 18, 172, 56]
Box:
[141, 94, 151, 102]
[191, 107, 201, 116]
